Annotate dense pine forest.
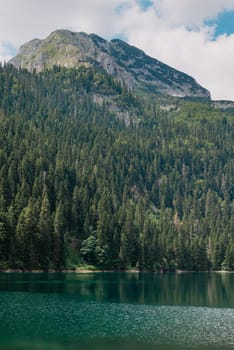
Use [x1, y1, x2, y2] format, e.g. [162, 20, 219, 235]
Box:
[0, 63, 233, 271]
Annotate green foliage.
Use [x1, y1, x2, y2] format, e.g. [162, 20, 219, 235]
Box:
[80, 236, 98, 265]
[0, 64, 233, 271]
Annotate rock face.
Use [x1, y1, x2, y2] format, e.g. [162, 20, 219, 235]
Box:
[9, 29, 210, 99]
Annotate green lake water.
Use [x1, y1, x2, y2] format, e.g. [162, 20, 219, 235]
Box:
[0, 272, 233, 350]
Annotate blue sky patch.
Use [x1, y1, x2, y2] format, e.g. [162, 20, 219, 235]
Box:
[136, 0, 153, 10]
[116, 0, 153, 14]
[2, 41, 17, 56]
[115, 3, 130, 15]
[206, 10, 234, 38]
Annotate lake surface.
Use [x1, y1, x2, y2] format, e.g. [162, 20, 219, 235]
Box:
[0, 272, 233, 349]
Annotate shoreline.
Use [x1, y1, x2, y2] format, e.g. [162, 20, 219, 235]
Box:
[0, 268, 233, 274]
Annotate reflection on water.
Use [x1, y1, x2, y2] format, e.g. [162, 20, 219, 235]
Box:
[0, 272, 234, 307]
[0, 272, 234, 350]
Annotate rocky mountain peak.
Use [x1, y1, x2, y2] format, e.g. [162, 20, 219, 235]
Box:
[9, 29, 210, 99]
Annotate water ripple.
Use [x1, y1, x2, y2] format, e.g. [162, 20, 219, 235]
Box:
[0, 292, 234, 349]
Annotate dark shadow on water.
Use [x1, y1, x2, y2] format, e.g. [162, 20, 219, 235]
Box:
[0, 272, 234, 307]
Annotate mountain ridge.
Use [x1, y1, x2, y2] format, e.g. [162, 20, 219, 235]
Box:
[9, 29, 210, 99]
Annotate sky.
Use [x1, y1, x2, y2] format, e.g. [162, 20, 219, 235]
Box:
[1, 0, 234, 100]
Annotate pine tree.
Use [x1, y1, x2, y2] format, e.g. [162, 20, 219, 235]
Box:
[53, 202, 66, 270]
[15, 199, 38, 269]
[0, 212, 11, 266]
[37, 188, 52, 270]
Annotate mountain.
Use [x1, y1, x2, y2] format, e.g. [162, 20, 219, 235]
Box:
[1, 30, 233, 272]
[9, 29, 210, 99]
[0, 63, 233, 272]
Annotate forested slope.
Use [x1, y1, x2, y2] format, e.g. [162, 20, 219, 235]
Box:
[0, 64, 233, 271]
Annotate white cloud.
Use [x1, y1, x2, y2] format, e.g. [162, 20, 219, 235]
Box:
[1, 0, 234, 100]
[117, 0, 234, 100]
[0, 0, 122, 45]
[154, 0, 234, 26]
